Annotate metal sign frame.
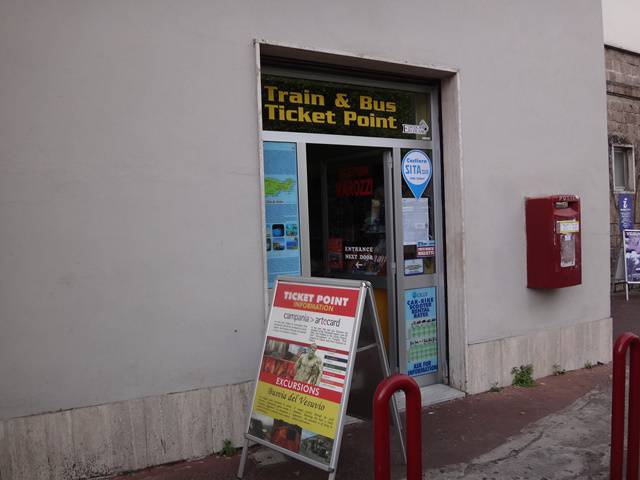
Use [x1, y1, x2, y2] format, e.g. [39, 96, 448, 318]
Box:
[237, 276, 404, 479]
[623, 229, 640, 301]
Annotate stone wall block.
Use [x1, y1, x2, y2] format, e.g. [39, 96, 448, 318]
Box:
[142, 389, 214, 466]
[559, 323, 579, 371]
[70, 406, 113, 479]
[0, 420, 9, 480]
[467, 340, 502, 393]
[501, 334, 531, 383]
[144, 394, 181, 465]
[43, 411, 74, 480]
[129, 398, 149, 471]
[532, 328, 561, 377]
[142, 395, 165, 466]
[574, 321, 590, 369]
[606, 55, 614, 69]
[177, 389, 212, 460]
[599, 318, 614, 363]
[609, 56, 620, 72]
[627, 54, 640, 67]
[613, 111, 625, 124]
[210, 384, 234, 452]
[104, 399, 147, 473]
[610, 70, 624, 83]
[158, 393, 183, 463]
[230, 382, 253, 446]
[5, 415, 50, 480]
[588, 319, 613, 365]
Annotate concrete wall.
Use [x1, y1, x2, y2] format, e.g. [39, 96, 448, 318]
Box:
[456, 5, 609, 344]
[602, 0, 640, 54]
[0, 1, 610, 476]
[0, 1, 269, 420]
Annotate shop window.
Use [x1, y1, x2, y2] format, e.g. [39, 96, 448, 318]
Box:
[263, 142, 301, 288]
[401, 148, 436, 275]
[612, 145, 635, 192]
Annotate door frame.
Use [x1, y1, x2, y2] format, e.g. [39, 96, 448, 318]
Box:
[261, 79, 446, 386]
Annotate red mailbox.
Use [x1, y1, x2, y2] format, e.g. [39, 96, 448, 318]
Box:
[525, 195, 581, 288]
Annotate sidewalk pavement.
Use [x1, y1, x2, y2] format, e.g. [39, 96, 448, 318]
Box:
[111, 292, 639, 480]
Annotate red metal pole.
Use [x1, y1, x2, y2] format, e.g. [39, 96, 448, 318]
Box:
[629, 342, 640, 480]
[610, 332, 640, 480]
[405, 376, 423, 480]
[373, 374, 423, 480]
[611, 334, 629, 479]
[373, 379, 391, 480]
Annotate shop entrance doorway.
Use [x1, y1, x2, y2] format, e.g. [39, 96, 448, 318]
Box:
[260, 68, 445, 387]
[303, 142, 444, 387]
[306, 145, 395, 353]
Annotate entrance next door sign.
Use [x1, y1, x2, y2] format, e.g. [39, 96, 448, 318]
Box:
[402, 150, 432, 199]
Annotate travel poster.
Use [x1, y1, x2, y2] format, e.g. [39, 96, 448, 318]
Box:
[249, 281, 362, 466]
[624, 229, 640, 283]
[264, 142, 301, 288]
[405, 287, 438, 376]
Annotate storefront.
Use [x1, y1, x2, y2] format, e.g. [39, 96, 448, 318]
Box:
[0, 2, 613, 479]
[260, 67, 446, 386]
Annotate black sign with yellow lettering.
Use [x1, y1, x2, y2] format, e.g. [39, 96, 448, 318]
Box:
[261, 75, 431, 139]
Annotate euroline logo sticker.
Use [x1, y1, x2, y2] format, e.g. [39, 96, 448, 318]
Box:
[402, 150, 432, 199]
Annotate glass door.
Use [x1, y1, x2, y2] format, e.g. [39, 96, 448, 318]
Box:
[393, 143, 445, 386]
[306, 144, 397, 360]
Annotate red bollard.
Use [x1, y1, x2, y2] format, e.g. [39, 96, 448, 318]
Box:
[611, 332, 640, 480]
[373, 374, 422, 480]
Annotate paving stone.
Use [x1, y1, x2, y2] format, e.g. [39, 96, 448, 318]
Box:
[249, 447, 287, 466]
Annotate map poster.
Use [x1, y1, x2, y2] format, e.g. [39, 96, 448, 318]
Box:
[248, 280, 362, 466]
[405, 287, 438, 376]
[264, 142, 301, 288]
[624, 230, 640, 283]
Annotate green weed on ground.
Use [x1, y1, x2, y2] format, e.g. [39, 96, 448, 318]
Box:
[218, 439, 236, 457]
[511, 364, 535, 387]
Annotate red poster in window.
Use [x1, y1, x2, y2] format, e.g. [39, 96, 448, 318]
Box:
[328, 238, 344, 270]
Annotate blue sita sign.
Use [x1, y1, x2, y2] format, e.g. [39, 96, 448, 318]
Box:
[401, 150, 432, 199]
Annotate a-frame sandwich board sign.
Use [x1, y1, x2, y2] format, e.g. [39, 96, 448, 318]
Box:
[237, 276, 405, 479]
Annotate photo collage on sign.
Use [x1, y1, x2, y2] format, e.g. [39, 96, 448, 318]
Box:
[266, 223, 299, 253]
[249, 337, 344, 464]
